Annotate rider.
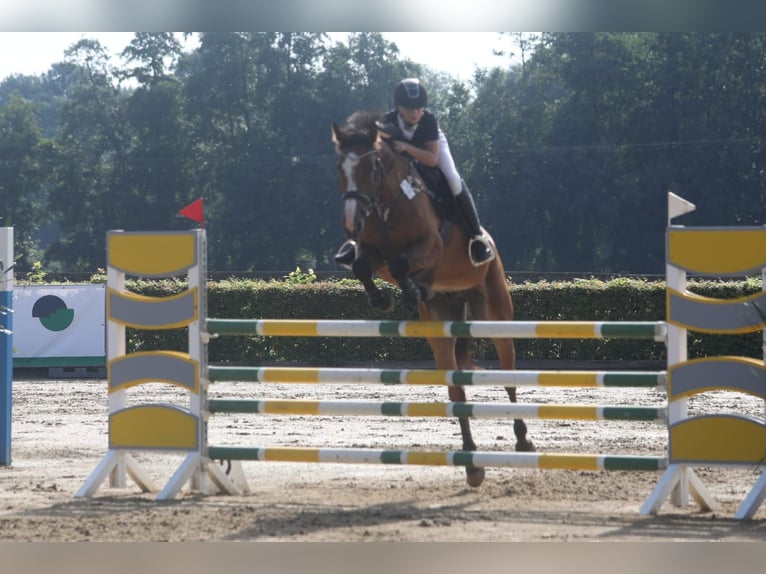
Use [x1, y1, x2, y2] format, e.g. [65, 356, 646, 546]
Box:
[334, 78, 495, 268]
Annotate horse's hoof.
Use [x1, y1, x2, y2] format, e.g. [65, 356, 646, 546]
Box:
[516, 439, 535, 453]
[369, 290, 394, 313]
[465, 466, 485, 487]
[403, 288, 421, 309]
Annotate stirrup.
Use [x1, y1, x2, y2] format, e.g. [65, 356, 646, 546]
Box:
[468, 236, 495, 267]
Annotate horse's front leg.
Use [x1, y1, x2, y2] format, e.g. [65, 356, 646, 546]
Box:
[394, 236, 440, 308]
[351, 254, 393, 313]
[388, 254, 429, 309]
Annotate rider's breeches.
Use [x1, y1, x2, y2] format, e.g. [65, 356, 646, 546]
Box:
[437, 130, 463, 196]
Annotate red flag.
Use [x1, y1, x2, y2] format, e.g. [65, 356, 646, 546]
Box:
[178, 199, 204, 226]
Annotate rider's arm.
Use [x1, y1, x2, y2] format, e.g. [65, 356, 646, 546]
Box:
[392, 138, 439, 167]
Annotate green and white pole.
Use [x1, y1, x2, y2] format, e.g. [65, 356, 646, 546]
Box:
[0, 227, 13, 466]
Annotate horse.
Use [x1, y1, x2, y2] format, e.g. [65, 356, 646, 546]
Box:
[331, 110, 535, 487]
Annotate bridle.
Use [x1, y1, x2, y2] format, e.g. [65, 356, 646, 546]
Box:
[337, 143, 415, 231]
[338, 148, 382, 220]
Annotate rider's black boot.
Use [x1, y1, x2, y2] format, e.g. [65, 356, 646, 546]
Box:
[455, 183, 495, 266]
[334, 239, 357, 270]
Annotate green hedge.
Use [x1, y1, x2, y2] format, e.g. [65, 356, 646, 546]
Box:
[123, 277, 763, 366]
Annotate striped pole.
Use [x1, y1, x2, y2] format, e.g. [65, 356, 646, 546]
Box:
[207, 398, 666, 422]
[207, 366, 665, 388]
[0, 227, 13, 466]
[207, 446, 667, 472]
[207, 318, 666, 341]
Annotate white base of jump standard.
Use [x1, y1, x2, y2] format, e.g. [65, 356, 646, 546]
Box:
[75, 451, 250, 500]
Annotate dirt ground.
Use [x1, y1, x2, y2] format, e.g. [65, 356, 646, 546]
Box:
[1, 374, 765, 542]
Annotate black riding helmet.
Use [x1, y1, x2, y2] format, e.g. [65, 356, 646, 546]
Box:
[394, 78, 428, 109]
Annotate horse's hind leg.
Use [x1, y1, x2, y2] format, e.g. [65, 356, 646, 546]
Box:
[421, 296, 486, 487]
[455, 337, 475, 370]
[503, 385, 535, 452]
[471, 264, 535, 454]
[449, 378, 486, 487]
[490, 340, 533, 452]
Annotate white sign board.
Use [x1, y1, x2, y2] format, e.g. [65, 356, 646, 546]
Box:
[13, 284, 105, 367]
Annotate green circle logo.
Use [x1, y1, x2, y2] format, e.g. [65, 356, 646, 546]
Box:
[32, 295, 75, 331]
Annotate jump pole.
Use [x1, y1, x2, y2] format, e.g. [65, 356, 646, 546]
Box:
[0, 227, 13, 466]
[207, 318, 666, 341]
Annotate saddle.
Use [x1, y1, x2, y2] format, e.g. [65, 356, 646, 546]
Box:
[411, 162, 460, 235]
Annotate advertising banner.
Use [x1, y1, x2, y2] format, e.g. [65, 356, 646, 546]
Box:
[13, 284, 105, 367]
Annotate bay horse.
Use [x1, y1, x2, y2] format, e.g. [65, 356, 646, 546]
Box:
[331, 110, 535, 487]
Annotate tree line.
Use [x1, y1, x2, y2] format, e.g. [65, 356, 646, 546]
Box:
[0, 32, 763, 276]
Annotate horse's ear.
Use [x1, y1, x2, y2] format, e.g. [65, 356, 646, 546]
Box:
[368, 123, 378, 144]
[331, 122, 344, 145]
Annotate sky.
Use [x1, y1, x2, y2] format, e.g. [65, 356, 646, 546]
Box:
[0, 32, 514, 83]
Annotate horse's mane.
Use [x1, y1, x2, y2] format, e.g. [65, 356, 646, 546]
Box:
[334, 110, 383, 151]
[345, 110, 382, 132]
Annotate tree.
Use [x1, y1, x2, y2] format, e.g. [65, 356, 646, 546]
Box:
[45, 39, 130, 271]
[0, 93, 50, 270]
[647, 33, 766, 229]
[120, 32, 183, 85]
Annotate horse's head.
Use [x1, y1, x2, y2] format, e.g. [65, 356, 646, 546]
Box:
[332, 111, 384, 237]
[332, 111, 409, 238]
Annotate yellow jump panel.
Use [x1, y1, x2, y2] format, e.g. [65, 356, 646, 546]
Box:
[109, 405, 199, 450]
[670, 415, 766, 465]
[668, 227, 766, 275]
[108, 232, 198, 277]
